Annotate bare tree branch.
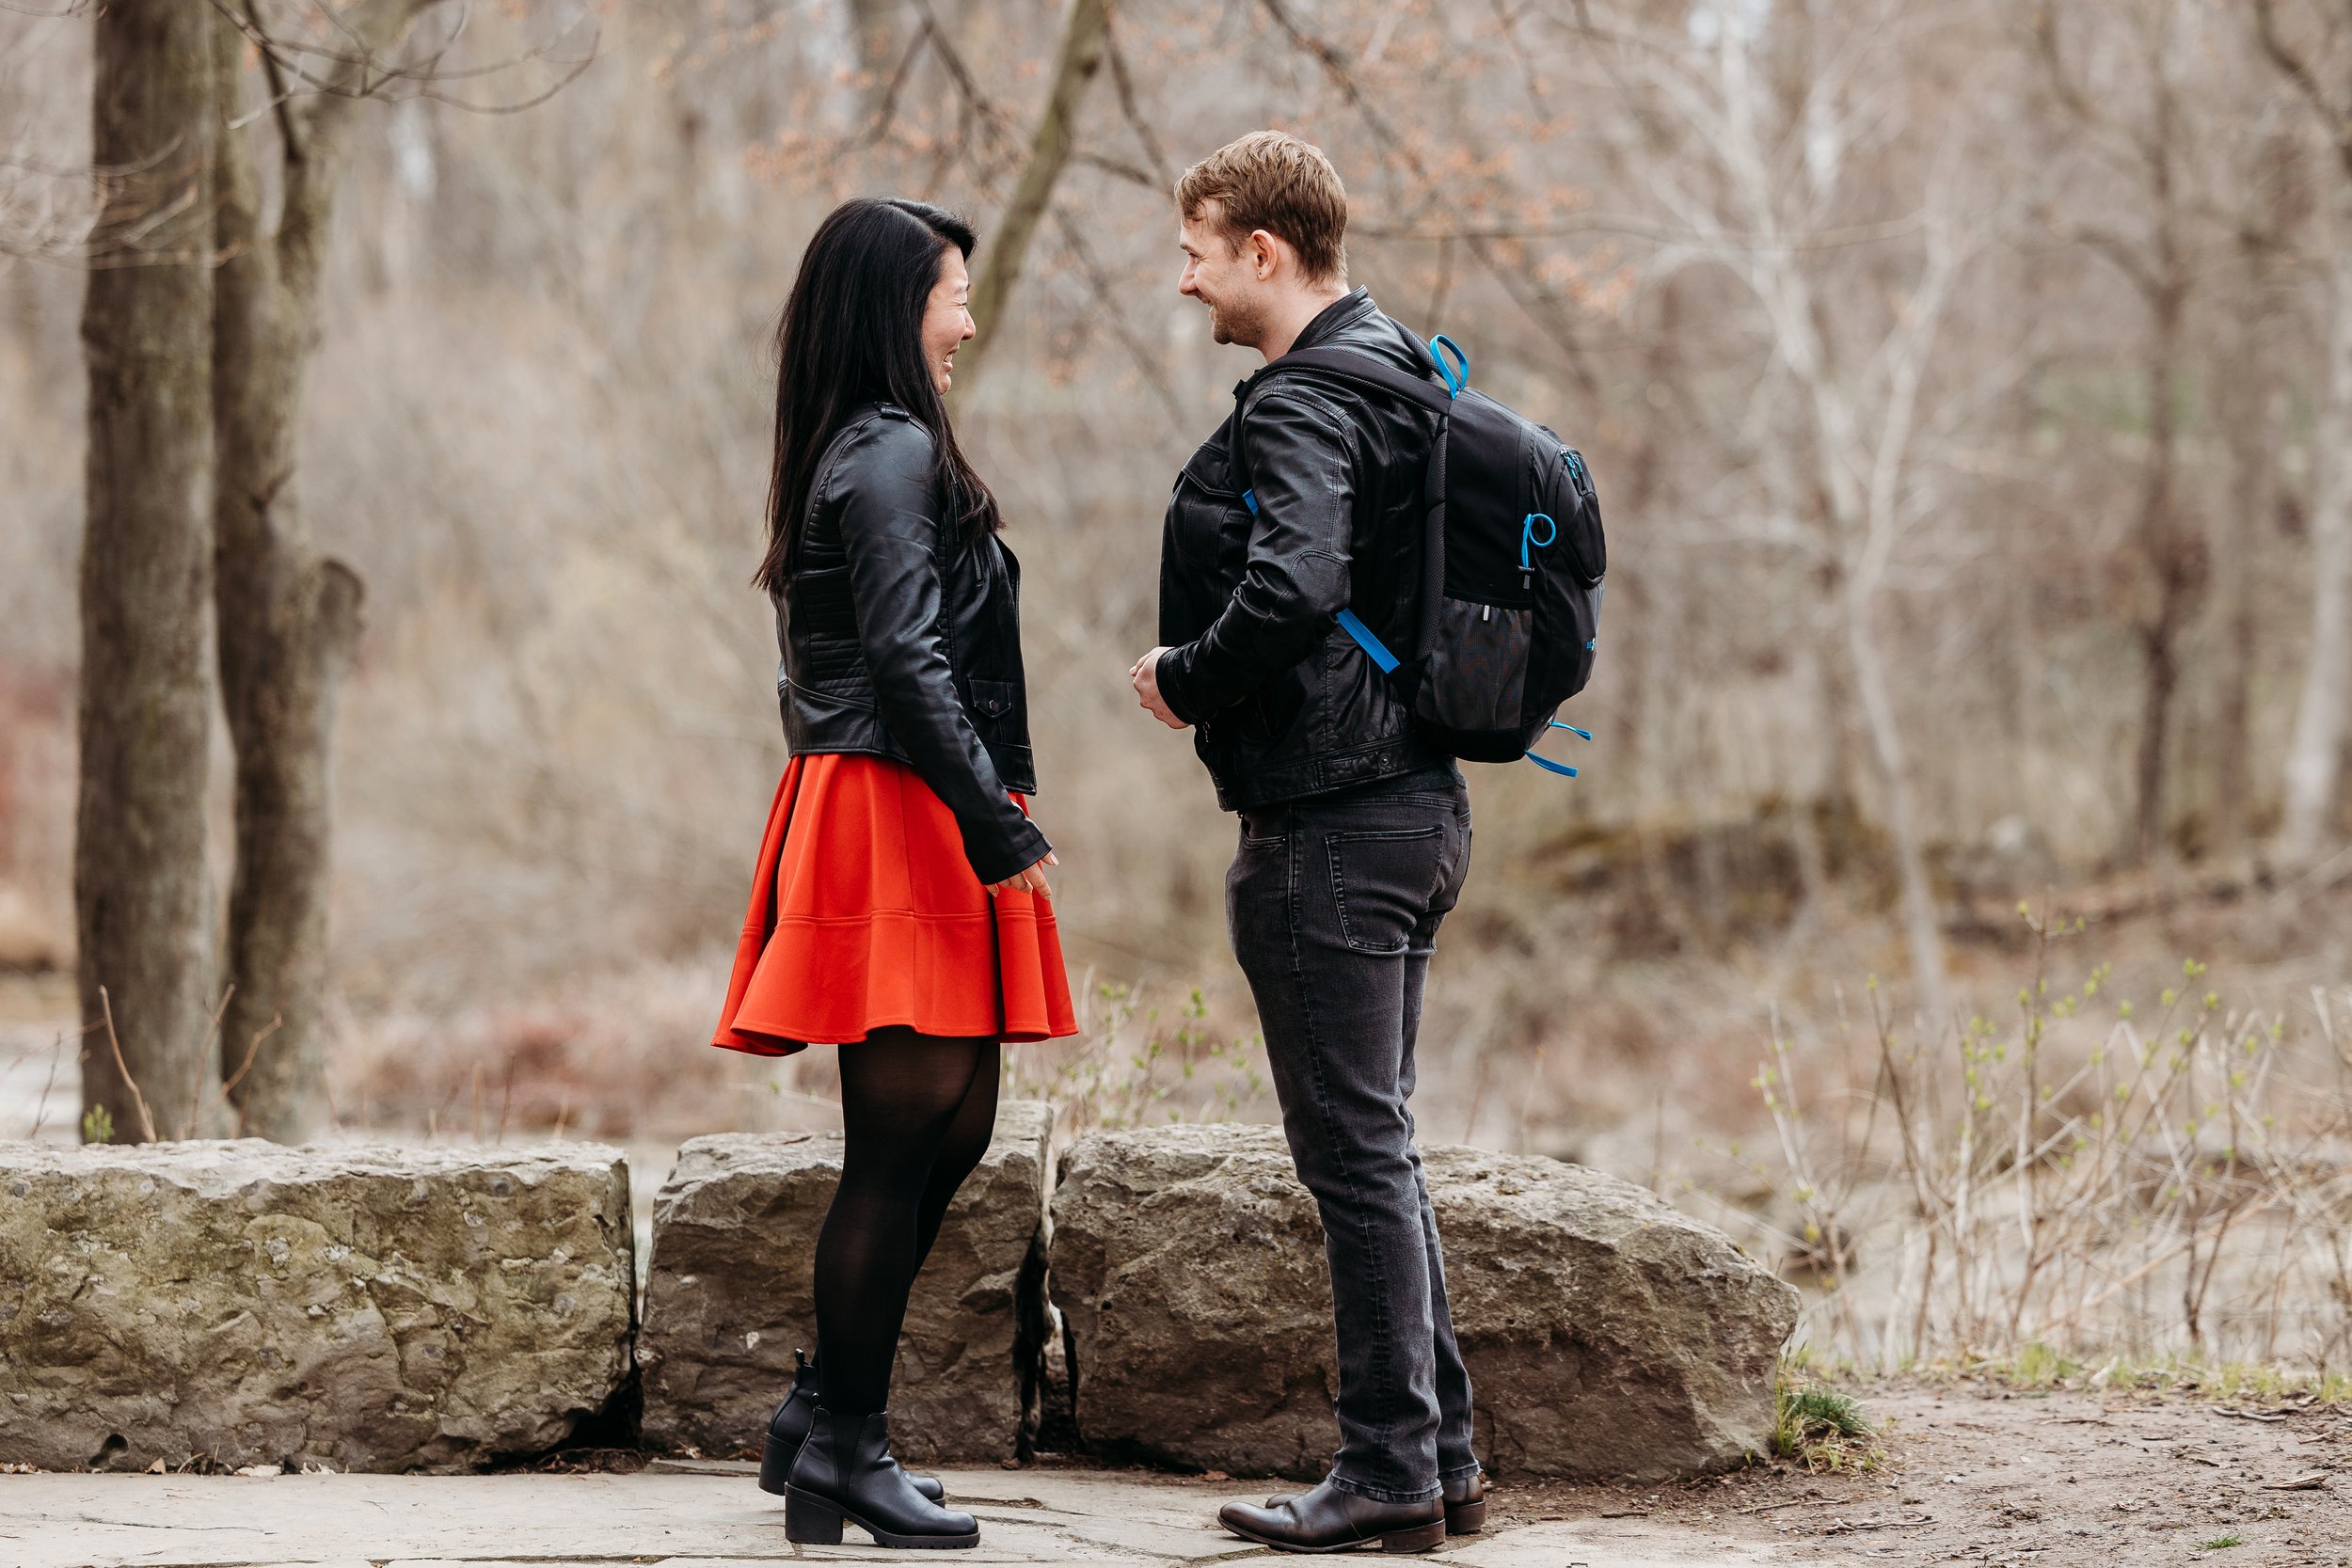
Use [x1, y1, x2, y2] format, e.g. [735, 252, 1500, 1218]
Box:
[959, 0, 1110, 388]
[2253, 0, 2352, 164]
[1103, 4, 1172, 189]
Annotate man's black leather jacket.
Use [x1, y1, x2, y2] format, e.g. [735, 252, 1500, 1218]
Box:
[1155, 289, 1446, 811]
[772, 404, 1049, 885]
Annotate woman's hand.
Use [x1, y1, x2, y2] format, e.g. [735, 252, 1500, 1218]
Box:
[988, 850, 1058, 899]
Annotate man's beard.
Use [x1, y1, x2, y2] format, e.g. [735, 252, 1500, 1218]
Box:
[1208, 293, 1263, 350]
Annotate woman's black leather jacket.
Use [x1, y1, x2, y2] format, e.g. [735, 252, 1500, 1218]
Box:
[771, 404, 1048, 885]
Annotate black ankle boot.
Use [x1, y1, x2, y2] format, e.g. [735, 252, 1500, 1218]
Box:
[759, 1350, 945, 1502]
[785, 1405, 979, 1550]
[1264, 1467, 1486, 1535]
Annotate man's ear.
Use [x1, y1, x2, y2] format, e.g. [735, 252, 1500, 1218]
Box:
[1248, 228, 1282, 281]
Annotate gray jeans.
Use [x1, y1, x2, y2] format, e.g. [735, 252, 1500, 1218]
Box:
[1227, 770, 1478, 1503]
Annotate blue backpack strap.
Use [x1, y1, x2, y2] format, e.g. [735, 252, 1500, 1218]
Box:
[1428, 334, 1470, 397]
[1334, 609, 1402, 673]
[1526, 718, 1590, 779]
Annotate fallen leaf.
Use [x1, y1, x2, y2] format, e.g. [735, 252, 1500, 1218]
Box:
[2264, 1473, 2329, 1491]
[144, 1458, 165, 1474]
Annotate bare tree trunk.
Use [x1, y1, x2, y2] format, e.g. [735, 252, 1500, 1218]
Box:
[2282, 179, 2352, 861]
[1843, 579, 1947, 1025]
[2212, 309, 2278, 856]
[76, 0, 223, 1143]
[207, 3, 431, 1138]
[955, 0, 1108, 389]
[2128, 277, 2192, 866]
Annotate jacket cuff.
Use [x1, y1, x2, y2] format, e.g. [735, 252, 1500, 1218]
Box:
[1155, 645, 1202, 725]
[963, 814, 1051, 888]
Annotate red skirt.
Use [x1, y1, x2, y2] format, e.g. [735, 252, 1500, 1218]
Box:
[710, 753, 1076, 1054]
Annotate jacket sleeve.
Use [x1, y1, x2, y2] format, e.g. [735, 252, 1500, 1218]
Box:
[1154, 388, 1356, 723]
[831, 417, 1051, 886]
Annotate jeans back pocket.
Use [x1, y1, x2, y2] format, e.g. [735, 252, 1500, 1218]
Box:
[1325, 826, 1444, 955]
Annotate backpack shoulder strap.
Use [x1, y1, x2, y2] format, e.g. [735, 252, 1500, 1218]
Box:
[1221, 342, 1454, 680]
[1255, 346, 1456, 413]
[1227, 343, 1454, 493]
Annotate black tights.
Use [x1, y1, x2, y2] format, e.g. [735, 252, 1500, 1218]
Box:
[811, 1027, 1000, 1421]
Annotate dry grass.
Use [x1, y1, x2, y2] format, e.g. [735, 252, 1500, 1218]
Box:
[1710, 897, 2352, 1382]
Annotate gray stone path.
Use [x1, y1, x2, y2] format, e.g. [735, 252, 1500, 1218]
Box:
[0, 1461, 1792, 1567]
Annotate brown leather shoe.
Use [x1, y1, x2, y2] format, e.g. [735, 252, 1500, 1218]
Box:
[1265, 1469, 1486, 1536]
[1219, 1477, 1446, 1553]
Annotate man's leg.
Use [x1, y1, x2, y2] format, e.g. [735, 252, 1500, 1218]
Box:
[1225, 784, 1460, 1504]
[1398, 787, 1477, 1482]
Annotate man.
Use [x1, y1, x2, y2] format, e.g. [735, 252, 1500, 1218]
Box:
[1129, 130, 1486, 1556]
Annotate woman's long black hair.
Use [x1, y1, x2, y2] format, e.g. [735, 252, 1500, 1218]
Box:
[754, 198, 999, 593]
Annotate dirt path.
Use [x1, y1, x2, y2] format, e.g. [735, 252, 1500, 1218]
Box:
[1492, 1380, 2349, 1566]
[3, 1384, 2342, 1565]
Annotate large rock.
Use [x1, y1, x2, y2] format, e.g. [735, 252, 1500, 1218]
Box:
[0, 1140, 636, 1473]
[639, 1100, 1051, 1464]
[1049, 1124, 1798, 1481]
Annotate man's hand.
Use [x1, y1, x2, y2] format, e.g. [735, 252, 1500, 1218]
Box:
[1129, 647, 1189, 729]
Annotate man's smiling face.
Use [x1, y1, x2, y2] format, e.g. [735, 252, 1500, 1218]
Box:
[1178, 204, 1267, 349]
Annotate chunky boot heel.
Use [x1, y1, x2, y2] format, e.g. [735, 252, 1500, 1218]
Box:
[784, 1488, 845, 1544]
[1444, 1469, 1489, 1535]
[758, 1430, 795, 1495]
[1382, 1518, 1449, 1553]
[785, 1405, 979, 1550]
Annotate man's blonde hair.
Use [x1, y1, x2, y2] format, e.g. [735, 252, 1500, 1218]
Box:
[1175, 130, 1348, 287]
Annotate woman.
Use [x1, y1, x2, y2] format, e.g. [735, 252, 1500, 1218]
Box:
[709, 198, 1074, 1551]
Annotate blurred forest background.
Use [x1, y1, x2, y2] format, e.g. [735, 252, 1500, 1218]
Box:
[8, 0, 2352, 1372]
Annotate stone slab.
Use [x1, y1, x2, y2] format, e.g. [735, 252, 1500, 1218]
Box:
[0, 1140, 635, 1474]
[639, 1100, 1051, 1465]
[1049, 1125, 1800, 1481]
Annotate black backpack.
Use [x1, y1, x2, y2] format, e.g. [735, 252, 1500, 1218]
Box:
[1232, 334, 1605, 777]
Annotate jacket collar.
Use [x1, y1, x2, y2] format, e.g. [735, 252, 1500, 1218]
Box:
[1286, 287, 1376, 356]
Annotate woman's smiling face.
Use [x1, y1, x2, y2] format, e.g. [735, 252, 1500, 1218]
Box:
[923, 244, 977, 393]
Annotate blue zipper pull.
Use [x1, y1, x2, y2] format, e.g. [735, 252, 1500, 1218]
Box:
[1520, 513, 1556, 590]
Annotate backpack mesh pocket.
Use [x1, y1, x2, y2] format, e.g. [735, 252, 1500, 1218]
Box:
[1418, 594, 1531, 734]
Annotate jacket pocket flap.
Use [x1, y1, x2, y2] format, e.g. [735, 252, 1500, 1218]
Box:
[969, 678, 1017, 718]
